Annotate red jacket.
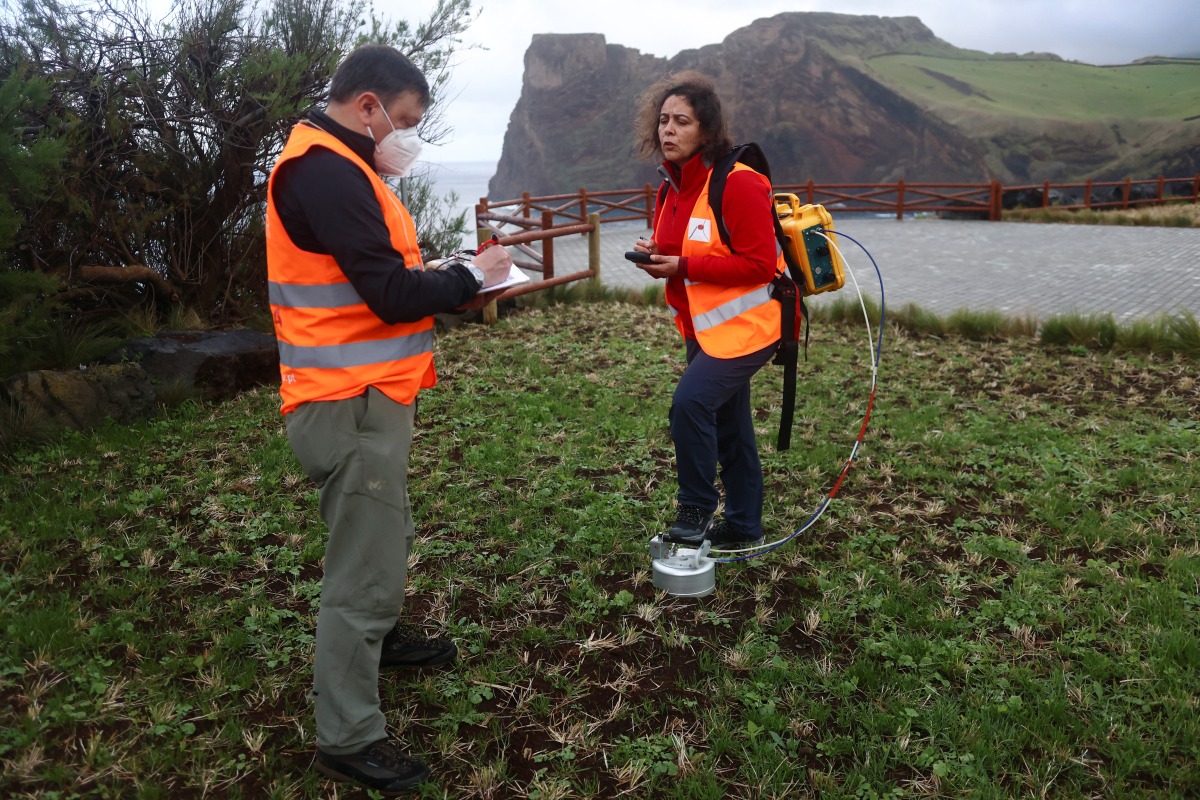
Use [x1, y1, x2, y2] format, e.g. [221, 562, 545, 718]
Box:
[654, 152, 784, 341]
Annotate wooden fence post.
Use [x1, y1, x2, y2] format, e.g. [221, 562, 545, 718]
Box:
[806, 179, 815, 205]
[896, 179, 905, 221]
[1122, 177, 1131, 209]
[522, 192, 531, 222]
[579, 188, 589, 234]
[1084, 179, 1093, 209]
[542, 211, 555, 279]
[1042, 181, 1051, 208]
[587, 212, 601, 286]
[989, 181, 1002, 221]
[644, 183, 654, 226]
[477, 227, 498, 325]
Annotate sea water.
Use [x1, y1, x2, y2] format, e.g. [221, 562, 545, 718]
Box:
[422, 160, 496, 224]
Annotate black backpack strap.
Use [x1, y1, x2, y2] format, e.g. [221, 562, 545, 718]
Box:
[708, 143, 771, 250]
[773, 212, 812, 358]
[708, 142, 808, 450]
[654, 180, 668, 229]
[771, 275, 798, 451]
[770, 211, 813, 452]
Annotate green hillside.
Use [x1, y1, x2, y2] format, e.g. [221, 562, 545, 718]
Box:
[494, 14, 1200, 197]
[867, 55, 1200, 123]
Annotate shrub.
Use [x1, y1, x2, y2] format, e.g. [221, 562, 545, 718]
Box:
[0, 271, 61, 379]
[0, 0, 475, 323]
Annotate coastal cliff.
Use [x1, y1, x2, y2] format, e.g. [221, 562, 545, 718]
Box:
[489, 12, 1200, 198]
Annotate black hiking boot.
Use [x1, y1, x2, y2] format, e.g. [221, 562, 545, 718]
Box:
[379, 623, 458, 671]
[380, 622, 458, 670]
[668, 505, 714, 544]
[315, 738, 429, 795]
[707, 519, 765, 548]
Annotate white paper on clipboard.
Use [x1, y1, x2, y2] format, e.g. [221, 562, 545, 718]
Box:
[485, 265, 531, 292]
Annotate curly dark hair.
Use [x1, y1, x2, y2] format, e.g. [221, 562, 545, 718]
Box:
[633, 70, 732, 165]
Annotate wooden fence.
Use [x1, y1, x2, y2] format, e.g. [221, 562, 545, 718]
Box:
[473, 174, 1200, 299]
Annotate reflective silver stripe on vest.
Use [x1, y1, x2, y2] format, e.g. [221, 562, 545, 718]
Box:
[691, 285, 774, 333]
[278, 329, 434, 369]
[269, 280, 365, 309]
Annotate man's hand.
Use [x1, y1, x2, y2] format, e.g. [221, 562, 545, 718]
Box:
[474, 241, 513, 288]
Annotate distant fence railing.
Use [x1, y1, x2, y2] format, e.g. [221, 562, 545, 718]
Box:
[472, 210, 600, 305]
[473, 174, 1200, 299]
[478, 174, 1200, 229]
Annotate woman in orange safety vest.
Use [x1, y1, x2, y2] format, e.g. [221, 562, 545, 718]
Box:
[629, 71, 791, 547]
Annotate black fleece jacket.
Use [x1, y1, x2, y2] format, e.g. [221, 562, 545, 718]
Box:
[270, 110, 478, 324]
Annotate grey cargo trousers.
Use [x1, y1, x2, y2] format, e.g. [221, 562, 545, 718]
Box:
[285, 386, 416, 754]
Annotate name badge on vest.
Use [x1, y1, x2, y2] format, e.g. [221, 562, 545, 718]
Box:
[687, 218, 711, 243]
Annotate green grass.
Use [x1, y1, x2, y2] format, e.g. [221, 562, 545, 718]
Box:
[1004, 206, 1200, 228]
[2, 302, 1198, 798]
[868, 55, 1200, 121]
[813, 297, 1200, 358]
[1041, 311, 1200, 358]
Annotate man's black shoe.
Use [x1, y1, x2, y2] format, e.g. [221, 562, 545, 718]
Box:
[315, 738, 429, 795]
[380, 622, 458, 670]
[668, 505, 714, 543]
[707, 519, 765, 548]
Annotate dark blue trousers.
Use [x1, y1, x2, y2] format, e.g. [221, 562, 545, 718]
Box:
[669, 338, 777, 538]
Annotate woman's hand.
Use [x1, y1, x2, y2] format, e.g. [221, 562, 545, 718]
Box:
[632, 236, 657, 256]
[631, 236, 679, 278]
[637, 255, 679, 279]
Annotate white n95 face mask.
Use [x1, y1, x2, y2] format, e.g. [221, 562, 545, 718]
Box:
[368, 105, 422, 178]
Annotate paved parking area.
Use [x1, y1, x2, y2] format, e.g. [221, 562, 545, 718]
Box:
[549, 219, 1200, 321]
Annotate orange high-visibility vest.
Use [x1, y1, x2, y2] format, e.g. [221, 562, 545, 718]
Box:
[266, 124, 435, 415]
[665, 162, 785, 358]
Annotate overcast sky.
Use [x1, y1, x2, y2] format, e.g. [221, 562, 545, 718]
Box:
[386, 0, 1199, 163]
